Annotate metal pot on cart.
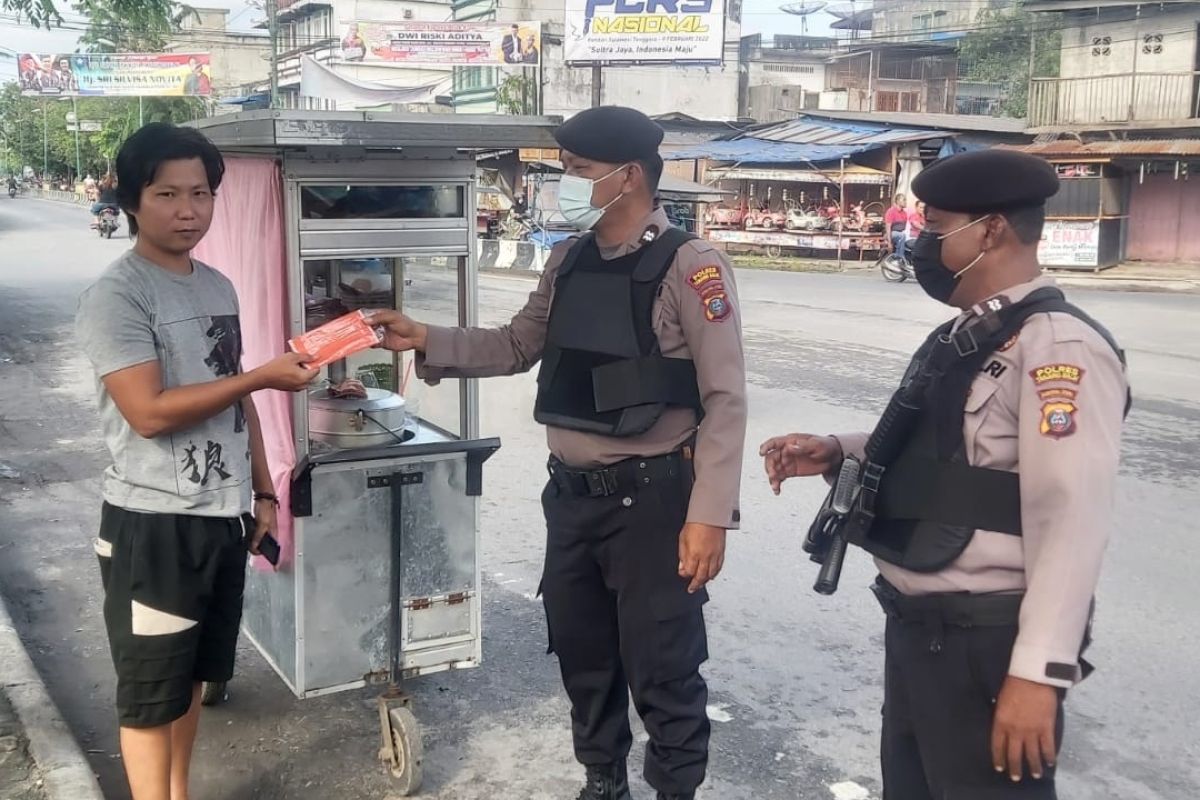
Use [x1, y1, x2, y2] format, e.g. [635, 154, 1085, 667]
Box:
[190, 110, 559, 794]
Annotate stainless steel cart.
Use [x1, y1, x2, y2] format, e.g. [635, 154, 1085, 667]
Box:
[192, 110, 558, 794]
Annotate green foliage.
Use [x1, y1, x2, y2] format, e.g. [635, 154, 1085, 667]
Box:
[1, 83, 207, 176]
[2, 0, 175, 31]
[495, 73, 537, 116]
[75, 0, 199, 52]
[958, 9, 1061, 119]
[1, 0, 207, 176]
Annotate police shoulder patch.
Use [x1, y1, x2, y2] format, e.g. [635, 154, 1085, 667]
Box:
[704, 293, 732, 322]
[1039, 400, 1078, 438]
[687, 264, 724, 295]
[1030, 363, 1085, 385]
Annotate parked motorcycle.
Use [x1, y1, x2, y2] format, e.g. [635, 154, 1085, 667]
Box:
[877, 238, 916, 282]
[97, 207, 121, 239]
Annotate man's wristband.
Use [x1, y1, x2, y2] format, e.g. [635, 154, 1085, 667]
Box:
[254, 492, 280, 507]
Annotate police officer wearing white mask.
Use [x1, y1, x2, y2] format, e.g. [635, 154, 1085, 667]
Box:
[369, 106, 747, 800]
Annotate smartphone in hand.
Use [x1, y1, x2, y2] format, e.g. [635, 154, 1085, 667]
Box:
[257, 533, 281, 567]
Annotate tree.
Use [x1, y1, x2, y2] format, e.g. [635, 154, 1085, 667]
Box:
[495, 73, 538, 116]
[76, 0, 199, 52]
[3, 0, 174, 31]
[957, 9, 1061, 119]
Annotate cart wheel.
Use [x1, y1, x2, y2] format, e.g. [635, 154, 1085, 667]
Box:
[766, 245, 783, 258]
[383, 706, 424, 795]
[200, 681, 227, 706]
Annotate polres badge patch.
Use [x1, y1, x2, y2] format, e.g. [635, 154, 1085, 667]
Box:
[1040, 400, 1078, 438]
[705, 293, 732, 322]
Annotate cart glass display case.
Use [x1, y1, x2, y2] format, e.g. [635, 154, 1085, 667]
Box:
[301, 255, 465, 448]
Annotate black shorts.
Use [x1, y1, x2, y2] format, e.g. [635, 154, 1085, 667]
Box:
[94, 502, 249, 728]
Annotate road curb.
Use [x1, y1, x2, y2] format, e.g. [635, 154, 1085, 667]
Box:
[0, 595, 105, 800]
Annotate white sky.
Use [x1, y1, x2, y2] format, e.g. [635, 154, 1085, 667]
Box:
[1, 0, 839, 82]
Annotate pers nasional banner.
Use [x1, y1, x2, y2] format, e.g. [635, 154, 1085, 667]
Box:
[17, 53, 213, 97]
[564, 0, 726, 67]
[339, 20, 542, 67]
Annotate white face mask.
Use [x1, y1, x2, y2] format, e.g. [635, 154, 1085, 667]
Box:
[556, 165, 629, 231]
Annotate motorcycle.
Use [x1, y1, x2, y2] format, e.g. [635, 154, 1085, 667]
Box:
[97, 207, 121, 239]
[877, 238, 916, 283]
[7, 182, 16, 199]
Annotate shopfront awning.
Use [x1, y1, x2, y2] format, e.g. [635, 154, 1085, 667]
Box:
[709, 165, 893, 186]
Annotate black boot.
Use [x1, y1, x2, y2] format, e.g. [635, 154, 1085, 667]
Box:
[575, 760, 633, 800]
[656, 794, 695, 800]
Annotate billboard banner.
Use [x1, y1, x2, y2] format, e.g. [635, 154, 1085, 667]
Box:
[17, 53, 212, 97]
[564, 0, 726, 66]
[339, 21, 542, 67]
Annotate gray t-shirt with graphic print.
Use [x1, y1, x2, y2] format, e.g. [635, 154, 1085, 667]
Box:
[76, 250, 251, 518]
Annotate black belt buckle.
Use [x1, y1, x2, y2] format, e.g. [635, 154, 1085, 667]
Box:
[584, 468, 619, 498]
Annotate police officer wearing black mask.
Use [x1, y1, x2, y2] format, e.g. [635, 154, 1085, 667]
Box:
[761, 150, 1129, 799]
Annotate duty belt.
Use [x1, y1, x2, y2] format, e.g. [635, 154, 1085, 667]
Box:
[547, 450, 685, 498]
[871, 577, 1022, 628]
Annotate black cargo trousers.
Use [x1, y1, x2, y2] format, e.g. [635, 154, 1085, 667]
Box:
[539, 453, 710, 795]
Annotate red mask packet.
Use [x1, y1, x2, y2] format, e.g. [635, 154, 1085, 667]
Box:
[288, 310, 383, 369]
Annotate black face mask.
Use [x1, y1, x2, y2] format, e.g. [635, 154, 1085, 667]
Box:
[910, 219, 988, 305]
[910, 230, 960, 304]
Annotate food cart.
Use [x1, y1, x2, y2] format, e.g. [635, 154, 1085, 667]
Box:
[189, 110, 559, 794]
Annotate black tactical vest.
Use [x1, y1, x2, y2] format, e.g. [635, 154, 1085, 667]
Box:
[844, 287, 1129, 572]
[534, 228, 704, 437]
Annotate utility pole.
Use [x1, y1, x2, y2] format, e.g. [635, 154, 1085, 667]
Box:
[41, 99, 48, 180]
[591, 64, 602, 107]
[267, 0, 280, 108]
[71, 96, 81, 181]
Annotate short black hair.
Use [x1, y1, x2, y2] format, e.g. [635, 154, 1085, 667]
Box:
[637, 154, 663, 195]
[1000, 205, 1045, 245]
[115, 123, 224, 236]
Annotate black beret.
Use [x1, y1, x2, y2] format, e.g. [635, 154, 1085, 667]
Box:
[554, 106, 664, 164]
[912, 150, 1059, 214]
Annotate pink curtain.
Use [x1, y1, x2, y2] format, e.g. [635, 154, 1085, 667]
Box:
[193, 156, 296, 571]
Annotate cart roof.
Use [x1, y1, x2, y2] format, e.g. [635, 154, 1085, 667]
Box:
[190, 110, 561, 152]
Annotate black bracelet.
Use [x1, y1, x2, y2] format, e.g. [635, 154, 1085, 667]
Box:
[254, 492, 280, 507]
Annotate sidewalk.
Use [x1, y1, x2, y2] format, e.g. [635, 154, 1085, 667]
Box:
[1050, 260, 1200, 293]
[0, 594, 104, 800]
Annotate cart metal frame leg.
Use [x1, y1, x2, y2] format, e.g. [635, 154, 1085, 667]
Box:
[376, 472, 424, 794]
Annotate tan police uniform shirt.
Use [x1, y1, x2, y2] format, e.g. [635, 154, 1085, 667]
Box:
[835, 276, 1128, 688]
[417, 206, 747, 530]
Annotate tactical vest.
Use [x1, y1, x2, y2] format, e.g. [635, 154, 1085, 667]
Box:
[533, 228, 704, 437]
[843, 287, 1130, 572]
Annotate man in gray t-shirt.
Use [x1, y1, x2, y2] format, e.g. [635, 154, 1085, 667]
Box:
[75, 123, 316, 800]
[78, 250, 253, 518]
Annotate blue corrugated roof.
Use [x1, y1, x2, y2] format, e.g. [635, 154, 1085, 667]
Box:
[750, 116, 934, 146]
[665, 139, 873, 164]
[663, 114, 938, 164]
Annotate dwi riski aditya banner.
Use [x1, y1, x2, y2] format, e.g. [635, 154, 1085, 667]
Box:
[564, 0, 726, 67]
[339, 21, 542, 67]
[17, 53, 213, 97]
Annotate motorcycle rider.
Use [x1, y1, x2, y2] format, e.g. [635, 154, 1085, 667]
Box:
[885, 194, 910, 260]
[6, 175, 17, 197]
[91, 174, 120, 229]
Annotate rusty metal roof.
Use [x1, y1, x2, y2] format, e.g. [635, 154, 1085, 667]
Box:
[1001, 140, 1200, 158]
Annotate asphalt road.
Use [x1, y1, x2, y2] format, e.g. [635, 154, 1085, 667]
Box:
[1, 198, 1197, 800]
